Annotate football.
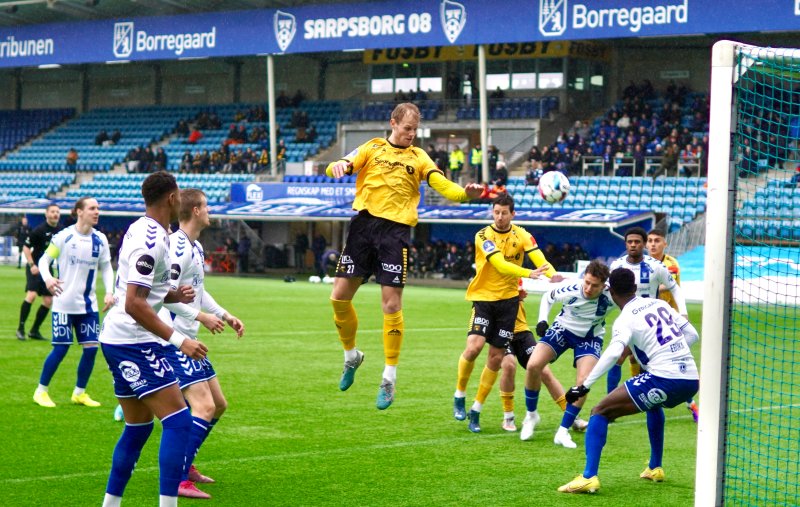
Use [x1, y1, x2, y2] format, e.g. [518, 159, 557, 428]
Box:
[538, 171, 571, 203]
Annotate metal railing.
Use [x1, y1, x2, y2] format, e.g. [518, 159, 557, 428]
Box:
[580, 155, 703, 178]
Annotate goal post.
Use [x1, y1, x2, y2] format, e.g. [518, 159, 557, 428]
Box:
[698, 40, 800, 506]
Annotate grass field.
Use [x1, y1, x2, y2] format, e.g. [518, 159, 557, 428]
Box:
[0, 265, 703, 506]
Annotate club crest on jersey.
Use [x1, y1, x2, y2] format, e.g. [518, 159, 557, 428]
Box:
[440, 0, 466, 43]
[119, 360, 141, 382]
[113, 22, 134, 58]
[539, 0, 567, 37]
[274, 10, 297, 52]
[482, 240, 496, 253]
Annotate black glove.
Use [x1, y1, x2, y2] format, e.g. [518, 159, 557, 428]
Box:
[565, 385, 590, 404]
[535, 320, 549, 338]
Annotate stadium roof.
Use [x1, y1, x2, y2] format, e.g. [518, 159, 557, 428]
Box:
[0, 0, 368, 26]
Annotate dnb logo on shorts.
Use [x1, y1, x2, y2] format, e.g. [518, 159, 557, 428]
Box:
[482, 240, 496, 254]
[539, 0, 567, 37]
[647, 388, 667, 405]
[440, 0, 466, 43]
[118, 360, 141, 382]
[274, 10, 297, 52]
[136, 254, 155, 275]
[382, 262, 402, 274]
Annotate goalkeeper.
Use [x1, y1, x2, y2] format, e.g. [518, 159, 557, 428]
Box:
[327, 102, 482, 410]
[558, 268, 699, 494]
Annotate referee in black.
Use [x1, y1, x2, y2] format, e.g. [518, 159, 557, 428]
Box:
[17, 204, 62, 341]
[15, 216, 30, 269]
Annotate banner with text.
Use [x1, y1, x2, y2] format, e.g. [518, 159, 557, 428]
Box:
[0, 0, 798, 68]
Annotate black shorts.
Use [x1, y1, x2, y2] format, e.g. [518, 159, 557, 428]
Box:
[25, 265, 49, 296]
[337, 211, 411, 287]
[467, 297, 519, 349]
[506, 330, 537, 368]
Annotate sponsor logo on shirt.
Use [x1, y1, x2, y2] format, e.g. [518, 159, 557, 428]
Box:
[135, 255, 155, 275]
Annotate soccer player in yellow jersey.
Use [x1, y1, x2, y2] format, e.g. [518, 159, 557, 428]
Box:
[326, 102, 482, 410]
[647, 228, 699, 422]
[452, 194, 563, 432]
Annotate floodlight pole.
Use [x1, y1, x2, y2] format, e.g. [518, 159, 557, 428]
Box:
[267, 54, 277, 177]
[478, 44, 489, 183]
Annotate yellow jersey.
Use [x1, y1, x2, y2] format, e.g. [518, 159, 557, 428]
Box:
[514, 302, 530, 334]
[341, 138, 443, 227]
[657, 253, 681, 311]
[466, 224, 538, 302]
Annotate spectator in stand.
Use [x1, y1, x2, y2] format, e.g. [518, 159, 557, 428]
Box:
[175, 120, 189, 137]
[419, 244, 436, 278]
[441, 244, 463, 280]
[527, 146, 542, 170]
[188, 128, 203, 144]
[257, 149, 269, 172]
[292, 89, 305, 107]
[525, 166, 543, 186]
[487, 145, 500, 180]
[633, 144, 646, 176]
[490, 87, 506, 101]
[179, 150, 192, 173]
[559, 243, 576, 272]
[306, 124, 317, 143]
[679, 143, 698, 176]
[153, 146, 167, 172]
[574, 244, 590, 264]
[95, 130, 109, 146]
[209, 112, 222, 129]
[65, 147, 79, 172]
[276, 91, 291, 108]
[659, 144, 679, 177]
[470, 144, 483, 182]
[449, 146, 465, 182]
[111, 129, 121, 145]
[277, 139, 287, 173]
[125, 147, 141, 173]
[788, 164, 800, 187]
[493, 161, 508, 187]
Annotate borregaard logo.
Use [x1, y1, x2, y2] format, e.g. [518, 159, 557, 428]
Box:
[440, 0, 466, 44]
[274, 10, 297, 52]
[114, 22, 134, 58]
[539, 0, 567, 37]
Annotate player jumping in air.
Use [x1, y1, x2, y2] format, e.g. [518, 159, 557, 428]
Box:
[326, 102, 482, 410]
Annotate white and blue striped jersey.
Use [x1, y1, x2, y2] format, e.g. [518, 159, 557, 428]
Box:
[611, 296, 698, 380]
[99, 217, 171, 345]
[158, 230, 225, 338]
[609, 254, 686, 314]
[538, 280, 613, 338]
[42, 225, 111, 314]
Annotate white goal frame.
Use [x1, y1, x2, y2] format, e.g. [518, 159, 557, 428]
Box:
[696, 40, 800, 507]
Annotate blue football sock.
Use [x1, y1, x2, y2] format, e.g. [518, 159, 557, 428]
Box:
[181, 417, 211, 481]
[606, 364, 622, 393]
[524, 388, 540, 413]
[106, 421, 154, 496]
[76, 346, 98, 389]
[583, 414, 609, 478]
[39, 345, 69, 386]
[202, 417, 219, 444]
[159, 407, 192, 496]
[560, 403, 582, 429]
[646, 407, 666, 469]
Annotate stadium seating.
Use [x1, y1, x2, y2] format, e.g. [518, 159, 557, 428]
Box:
[505, 175, 707, 230]
[0, 172, 74, 200]
[66, 173, 251, 204]
[456, 96, 558, 120]
[0, 108, 74, 159]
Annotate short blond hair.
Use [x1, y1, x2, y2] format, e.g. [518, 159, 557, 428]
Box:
[179, 188, 206, 222]
[391, 102, 420, 123]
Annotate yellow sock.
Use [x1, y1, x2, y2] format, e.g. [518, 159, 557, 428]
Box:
[630, 362, 641, 376]
[383, 310, 403, 366]
[555, 394, 567, 411]
[500, 391, 515, 413]
[331, 298, 358, 351]
[456, 355, 476, 393]
[475, 366, 499, 405]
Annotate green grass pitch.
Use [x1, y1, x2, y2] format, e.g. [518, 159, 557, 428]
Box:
[0, 265, 702, 506]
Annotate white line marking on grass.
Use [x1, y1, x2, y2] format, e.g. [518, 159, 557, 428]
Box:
[272, 326, 464, 336]
[5, 403, 796, 485]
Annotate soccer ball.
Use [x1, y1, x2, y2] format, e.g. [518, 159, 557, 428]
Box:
[537, 171, 570, 203]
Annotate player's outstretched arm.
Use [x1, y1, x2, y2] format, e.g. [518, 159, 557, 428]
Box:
[325, 160, 353, 179]
[582, 341, 626, 390]
[427, 172, 483, 202]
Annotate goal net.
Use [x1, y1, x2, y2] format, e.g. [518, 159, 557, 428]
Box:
[697, 41, 800, 506]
